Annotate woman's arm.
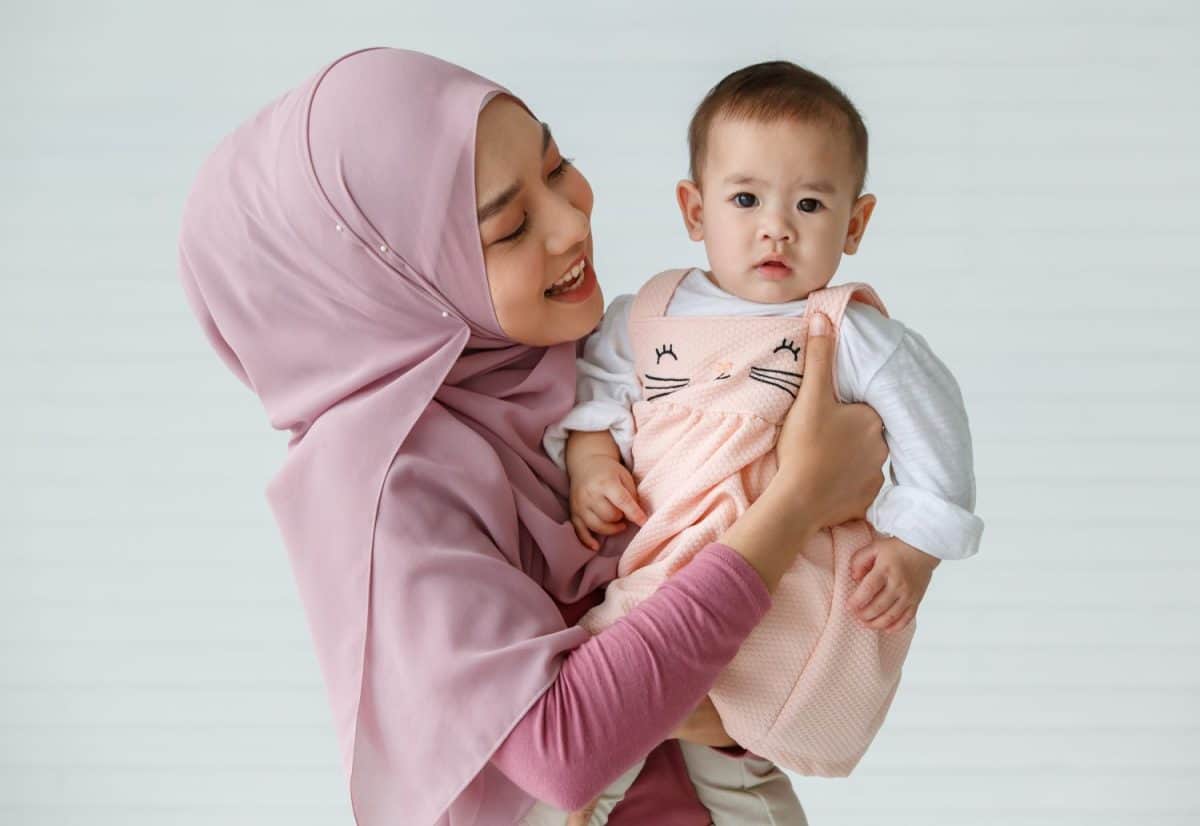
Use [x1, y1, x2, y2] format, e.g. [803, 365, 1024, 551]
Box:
[491, 544, 769, 811]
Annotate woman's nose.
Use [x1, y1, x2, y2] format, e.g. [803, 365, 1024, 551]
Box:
[546, 193, 590, 254]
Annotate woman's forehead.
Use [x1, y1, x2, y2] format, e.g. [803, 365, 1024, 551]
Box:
[475, 98, 551, 211]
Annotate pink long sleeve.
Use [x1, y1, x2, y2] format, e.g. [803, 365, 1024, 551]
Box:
[491, 543, 771, 811]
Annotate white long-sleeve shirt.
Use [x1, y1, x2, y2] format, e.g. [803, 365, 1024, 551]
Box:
[545, 269, 983, 561]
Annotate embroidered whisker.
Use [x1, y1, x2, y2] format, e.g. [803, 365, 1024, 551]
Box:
[647, 389, 685, 401]
[749, 374, 799, 397]
[751, 367, 803, 379]
[750, 369, 800, 389]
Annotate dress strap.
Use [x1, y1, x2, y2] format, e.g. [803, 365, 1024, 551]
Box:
[802, 283, 889, 402]
[629, 268, 693, 323]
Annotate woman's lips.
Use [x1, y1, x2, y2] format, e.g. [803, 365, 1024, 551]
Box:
[545, 259, 597, 304]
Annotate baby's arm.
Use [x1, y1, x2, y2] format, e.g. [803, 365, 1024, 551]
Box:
[566, 430, 646, 550]
[543, 295, 647, 549]
[838, 305, 984, 630]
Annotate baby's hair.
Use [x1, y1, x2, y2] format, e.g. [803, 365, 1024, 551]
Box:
[687, 61, 869, 195]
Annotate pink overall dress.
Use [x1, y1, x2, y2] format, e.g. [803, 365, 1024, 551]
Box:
[578, 269, 915, 776]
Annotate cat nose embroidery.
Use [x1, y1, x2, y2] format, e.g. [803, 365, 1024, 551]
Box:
[714, 361, 733, 381]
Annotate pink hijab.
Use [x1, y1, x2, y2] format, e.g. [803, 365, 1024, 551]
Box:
[179, 48, 622, 824]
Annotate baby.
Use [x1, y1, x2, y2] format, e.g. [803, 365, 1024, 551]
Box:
[543, 62, 982, 825]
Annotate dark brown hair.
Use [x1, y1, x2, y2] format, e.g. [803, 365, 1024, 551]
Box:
[687, 61, 869, 194]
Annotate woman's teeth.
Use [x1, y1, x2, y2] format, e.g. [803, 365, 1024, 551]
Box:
[545, 260, 586, 296]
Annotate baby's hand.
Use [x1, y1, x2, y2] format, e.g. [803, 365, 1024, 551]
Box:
[847, 537, 939, 633]
[566, 798, 598, 826]
[568, 453, 647, 551]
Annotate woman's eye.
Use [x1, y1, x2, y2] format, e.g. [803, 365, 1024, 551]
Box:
[733, 192, 758, 208]
[549, 157, 574, 180]
[798, 198, 822, 213]
[498, 217, 528, 243]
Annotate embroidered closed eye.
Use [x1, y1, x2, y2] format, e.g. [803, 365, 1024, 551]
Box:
[749, 366, 803, 398]
[773, 338, 802, 360]
[655, 344, 678, 364]
[644, 373, 690, 401]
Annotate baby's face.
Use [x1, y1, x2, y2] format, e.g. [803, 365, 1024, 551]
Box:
[679, 117, 875, 304]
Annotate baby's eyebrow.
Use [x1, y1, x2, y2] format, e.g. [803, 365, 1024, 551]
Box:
[724, 174, 837, 194]
[477, 122, 555, 224]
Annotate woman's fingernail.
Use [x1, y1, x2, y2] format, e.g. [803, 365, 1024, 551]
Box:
[810, 313, 829, 336]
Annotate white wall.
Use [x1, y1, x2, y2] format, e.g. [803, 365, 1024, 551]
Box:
[4, 1, 1199, 824]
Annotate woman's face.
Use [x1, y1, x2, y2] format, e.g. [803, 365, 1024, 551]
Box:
[475, 97, 604, 346]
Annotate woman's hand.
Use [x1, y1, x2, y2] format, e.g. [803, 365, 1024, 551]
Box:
[718, 313, 888, 592]
[670, 695, 736, 747]
[774, 312, 887, 527]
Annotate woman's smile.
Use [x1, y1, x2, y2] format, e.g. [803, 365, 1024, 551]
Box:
[545, 255, 598, 303]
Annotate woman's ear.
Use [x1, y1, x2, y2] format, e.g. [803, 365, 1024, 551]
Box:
[843, 193, 877, 255]
[676, 179, 706, 242]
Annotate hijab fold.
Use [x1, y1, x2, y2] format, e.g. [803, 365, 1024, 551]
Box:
[179, 48, 619, 824]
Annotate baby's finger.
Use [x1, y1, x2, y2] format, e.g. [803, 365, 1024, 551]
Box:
[866, 597, 907, 630]
[588, 495, 625, 524]
[607, 477, 648, 526]
[571, 515, 599, 552]
[858, 588, 899, 623]
[582, 508, 626, 537]
[849, 544, 878, 582]
[590, 518, 628, 536]
[847, 569, 886, 612]
[884, 607, 916, 634]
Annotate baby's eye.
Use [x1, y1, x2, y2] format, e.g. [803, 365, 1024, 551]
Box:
[797, 198, 822, 213]
[733, 192, 758, 208]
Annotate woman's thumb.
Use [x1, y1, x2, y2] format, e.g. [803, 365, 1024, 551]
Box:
[799, 313, 836, 408]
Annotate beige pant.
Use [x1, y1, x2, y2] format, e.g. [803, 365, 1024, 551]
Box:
[519, 742, 807, 826]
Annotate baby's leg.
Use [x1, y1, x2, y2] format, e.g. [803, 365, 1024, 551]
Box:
[677, 740, 808, 825]
[517, 756, 647, 826]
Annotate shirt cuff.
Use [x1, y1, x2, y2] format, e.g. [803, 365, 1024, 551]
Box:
[869, 484, 984, 561]
[543, 400, 636, 470]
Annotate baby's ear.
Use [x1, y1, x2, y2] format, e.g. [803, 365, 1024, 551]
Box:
[676, 180, 705, 242]
[843, 193, 877, 255]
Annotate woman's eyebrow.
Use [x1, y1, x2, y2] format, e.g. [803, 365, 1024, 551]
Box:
[477, 123, 554, 224]
[477, 182, 520, 224]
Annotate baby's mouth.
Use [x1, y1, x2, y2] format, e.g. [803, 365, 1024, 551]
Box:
[756, 259, 793, 279]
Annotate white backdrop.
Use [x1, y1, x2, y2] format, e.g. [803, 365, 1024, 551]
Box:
[5, 1, 1200, 824]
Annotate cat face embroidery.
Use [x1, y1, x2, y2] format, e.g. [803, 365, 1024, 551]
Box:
[643, 337, 804, 401]
[645, 342, 691, 401]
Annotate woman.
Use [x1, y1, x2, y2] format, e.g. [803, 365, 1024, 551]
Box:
[178, 48, 886, 825]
